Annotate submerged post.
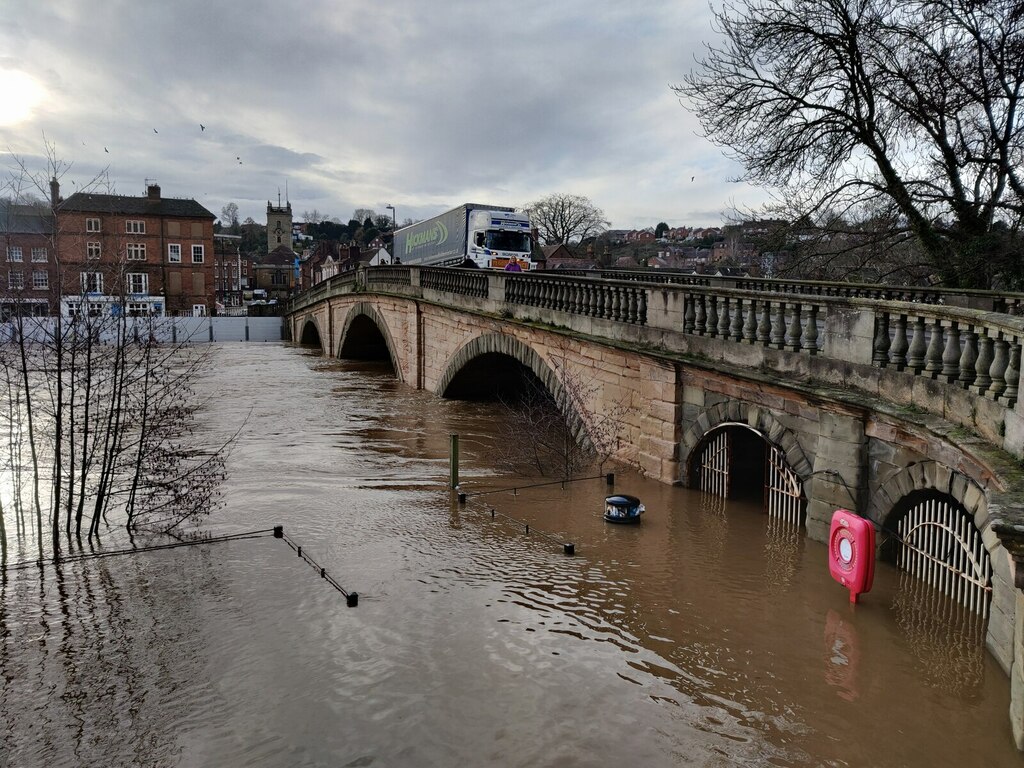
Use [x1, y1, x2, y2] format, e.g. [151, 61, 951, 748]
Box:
[449, 433, 460, 489]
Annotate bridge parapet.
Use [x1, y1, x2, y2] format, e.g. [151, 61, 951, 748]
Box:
[288, 265, 1024, 453]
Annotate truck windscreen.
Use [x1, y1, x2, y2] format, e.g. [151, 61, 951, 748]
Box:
[486, 231, 531, 252]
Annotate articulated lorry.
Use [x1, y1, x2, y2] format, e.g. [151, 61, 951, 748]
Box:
[393, 203, 534, 270]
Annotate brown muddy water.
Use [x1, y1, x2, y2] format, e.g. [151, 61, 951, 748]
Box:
[0, 343, 1020, 767]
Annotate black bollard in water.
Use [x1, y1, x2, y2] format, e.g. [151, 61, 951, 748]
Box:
[320, 568, 325, 578]
[563, 543, 575, 556]
[297, 546, 302, 558]
[273, 525, 283, 538]
[347, 592, 359, 607]
[458, 492, 466, 504]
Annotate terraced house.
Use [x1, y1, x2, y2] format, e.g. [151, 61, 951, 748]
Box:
[52, 179, 216, 317]
[1, 199, 56, 320]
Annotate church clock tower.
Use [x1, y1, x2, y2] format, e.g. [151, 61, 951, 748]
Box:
[267, 193, 293, 252]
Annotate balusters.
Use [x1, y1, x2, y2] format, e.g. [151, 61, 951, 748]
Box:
[889, 314, 908, 370]
[683, 294, 696, 333]
[627, 289, 639, 324]
[757, 301, 772, 346]
[718, 297, 732, 339]
[972, 332, 994, 395]
[771, 302, 786, 349]
[803, 305, 819, 354]
[694, 295, 707, 335]
[872, 313, 891, 366]
[940, 323, 961, 382]
[989, 336, 1009, 400]
[785, 303, 803, 351]
[907, 316, 927, 372]
[706, 296, 719, 338]
[923, 319, 944, 377]
[958, 328, 978, 388]
[637, 290, 647, 326]
[743, 300, 758, 344]
[1001, 339, 1020, 406]
[730, 298, 745, 341]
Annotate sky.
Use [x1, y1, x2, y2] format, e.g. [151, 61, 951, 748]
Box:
[0, 0, 768, 232]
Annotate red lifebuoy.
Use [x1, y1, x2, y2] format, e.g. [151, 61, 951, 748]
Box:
[828, 509, 876, 603]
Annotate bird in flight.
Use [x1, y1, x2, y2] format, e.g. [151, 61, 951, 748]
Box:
[200, 124, 205, 131]
[691, 176, 695, 182]
[153, 128, 158, 134]
[104, 147, 109, 153]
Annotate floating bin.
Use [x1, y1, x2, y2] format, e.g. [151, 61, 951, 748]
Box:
[604, 494, 645, 524]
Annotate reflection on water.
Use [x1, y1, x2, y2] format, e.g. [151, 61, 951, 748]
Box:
[0, 343, 1020, 767]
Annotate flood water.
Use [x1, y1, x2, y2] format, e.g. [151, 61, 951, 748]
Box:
[1, 343, 1021, 767]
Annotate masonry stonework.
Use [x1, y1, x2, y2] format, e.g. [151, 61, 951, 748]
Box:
[292, 290, 1024, 747]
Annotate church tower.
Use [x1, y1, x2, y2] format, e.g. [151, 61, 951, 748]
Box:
[267, 192, 293, 252]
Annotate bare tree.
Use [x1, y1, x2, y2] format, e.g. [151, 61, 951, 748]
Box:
[677, 0, 1024, 288]
[523, 193, 609, 245]
[0, 145, 231, 565]
[220, 202, 240, 231]
[302, 209, 326, 225]
[351, 208, 377, 226]
[493, 345, 625, 479]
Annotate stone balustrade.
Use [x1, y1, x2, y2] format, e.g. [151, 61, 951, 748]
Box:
[288, 264, 1024, 428]
[505, 273, 648, 324]
[419, 267, 488, 298]
[872, 305, 1023, 409]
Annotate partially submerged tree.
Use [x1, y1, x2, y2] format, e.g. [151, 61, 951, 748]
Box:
[677, 0, 1024, 288]
[522, 193, 609, 245]
[0, 145, 230, 565]
[493, 347, 625, 479]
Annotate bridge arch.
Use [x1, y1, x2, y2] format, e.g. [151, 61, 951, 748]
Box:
[436, 333, 591, 450]
[336, 302, 404, 381]
[297, 314, 324, 352]
[682, 401, 813, 481]
[682, 402, 812, 525]
[871, 462, 1003, 620]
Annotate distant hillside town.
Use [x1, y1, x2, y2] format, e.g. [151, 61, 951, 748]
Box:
[3, 176, 919, 321]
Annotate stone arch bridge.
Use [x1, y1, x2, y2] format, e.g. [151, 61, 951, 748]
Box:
[288, 265, 1024, 746]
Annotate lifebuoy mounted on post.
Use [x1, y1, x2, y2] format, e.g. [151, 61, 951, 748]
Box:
[828, 509, 876, 603]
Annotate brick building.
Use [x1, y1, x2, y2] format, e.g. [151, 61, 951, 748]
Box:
[1, 200, 56, 319]
[213, 233, 251, 311]
[53, 180, 216, 317]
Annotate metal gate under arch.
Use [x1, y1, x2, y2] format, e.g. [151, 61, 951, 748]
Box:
[695, 424, 805, 526]
[895, 495, 992, 618]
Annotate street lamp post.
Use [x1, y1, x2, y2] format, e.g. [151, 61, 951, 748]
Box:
[385, 205, 397, 264]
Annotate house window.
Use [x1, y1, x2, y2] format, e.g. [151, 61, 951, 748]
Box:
[191, 245, 204, 263]
[86, 218, 101, 233]
[126, 302, 151, 316]
[87, 242, 101, 259]
[127, 243, 146, 260]
[32, 270, 48, 289]
[81, 271, 103, 293]
[272, 270, 285, 286]
[168, 243, 181, 263]
[126, 220, 146, 234]
[126, 272, 148, 295]
[7, 247, 22, 262]
[8, 271, 24, 289]
[31, 247, 47, 262]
